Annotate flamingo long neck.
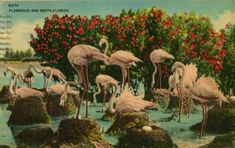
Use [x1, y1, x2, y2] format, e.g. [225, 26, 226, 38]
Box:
[103, 39, 109, 56]
[45, 68, 53, 92]
[30, 65, 42, 74]
[9, 76, 15, 95]
[93, 80, 101, 105]
[109, 84, 118, 113]
[151, 62, 157, 87]
[179, 67, 185, 88]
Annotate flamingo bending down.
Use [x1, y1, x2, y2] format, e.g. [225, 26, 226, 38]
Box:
[109, 88, 157, 114]
[22, 67, 34, 87]
[172, 62, 229, 137]
[99, 36, 142, 92]
[93, 74, 119, 112]
[67, 42, 109, 119]
[150, 49, 174, 89]
[29, 64, 66, 89]
[59, 81, 81, 119]
[171, 62, 198, 122]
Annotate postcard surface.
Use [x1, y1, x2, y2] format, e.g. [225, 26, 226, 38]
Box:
[0, 0, 234, 147]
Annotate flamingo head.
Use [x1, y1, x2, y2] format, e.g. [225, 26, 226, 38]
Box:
[171, 62, 185, 72]
[99, 36, 107, 47]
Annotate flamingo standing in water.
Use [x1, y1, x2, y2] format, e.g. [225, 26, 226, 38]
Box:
[171, 62, 198, 122]
[150, 49, 174, 89]
[93, 74, 119, 112]
[67, 40, 109, 119]
[99, 36, 142, 92]
[171, 62, 229, 137]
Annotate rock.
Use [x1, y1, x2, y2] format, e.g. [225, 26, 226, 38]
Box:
[106, 111, 150, 135]
[100, 108, 116, 121]
[0, 85, 11, 103]
[190, 103, 235, 134]
[8, 97, 50, 125]
[116, 125, 174, 148]
[16, 127, 54, 146]
[200, 131, 235, 148]
[44, 118, 112, 148]
[45, 92, 77, 116]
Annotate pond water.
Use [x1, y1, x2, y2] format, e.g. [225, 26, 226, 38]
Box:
[0, 63, 217, 147]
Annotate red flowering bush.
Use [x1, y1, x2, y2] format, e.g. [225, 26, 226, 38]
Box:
[30, 7, 228, 96]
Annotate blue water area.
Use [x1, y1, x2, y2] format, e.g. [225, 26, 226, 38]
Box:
[0, 63, 216, 147]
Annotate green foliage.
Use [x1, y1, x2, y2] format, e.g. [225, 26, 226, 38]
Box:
[219, 25, 235, 94]
[4, 48, 33, 58]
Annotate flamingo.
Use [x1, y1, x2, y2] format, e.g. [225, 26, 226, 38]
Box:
[99, 36, 142, 92]
[109, 88, 157, 114]
[150, 49, 174, 89]
[22, 67, 34, 87]
[59, 81, 81, 119]
[171, 62, 198, 122]
[67, 41, 110, 119]
[172, 62, 229, 137]
[4, 70, 44, 103]
[3, 66, 17, 86]
[93, 74, 119, 112]
[29, 64, 65, 89]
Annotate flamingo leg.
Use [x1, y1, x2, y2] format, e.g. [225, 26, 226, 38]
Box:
[177, 88, 182, 123]
[102, 85, 107, 113]
[158, 63, 162, 90]
[200, 104, 206, 138]
[84, 65, 89, 118]
[76, 65, 84, 120]
[127, 68, 132, 92]
[203, 105, 208, 136]
[121, 67, 127, 92]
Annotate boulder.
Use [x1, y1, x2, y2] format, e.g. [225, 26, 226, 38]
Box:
[190, 103, 235, 134]
[0, 85, 11, 103]
[8, 97, 50, 125]
[45, 92, 77, 116]
[116, 125, 174, 148]
[201, 131, 235, 148]
[44, 118, 112, 148]
[106, 111, 150, 135]
[16, 127, 54, 146]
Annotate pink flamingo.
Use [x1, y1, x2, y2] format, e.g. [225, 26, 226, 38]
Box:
[29, 64, 54, 90]
[99, 36, 142, 92]
[67, 42, 109, 119]
[172, 62, 229, 137]
[109, 88, 156, 114]
[171, 62, 198, 122]
[150, 49, 174, 89]
[93, 74, 119, 112]
[22, 67, 34, 87]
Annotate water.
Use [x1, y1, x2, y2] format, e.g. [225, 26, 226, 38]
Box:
[0, 63, 216, 147]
